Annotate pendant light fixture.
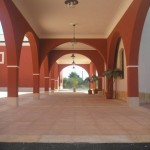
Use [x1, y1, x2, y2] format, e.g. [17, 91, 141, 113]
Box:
[65, 0, 79, 8]
[71, 23, 77, 46]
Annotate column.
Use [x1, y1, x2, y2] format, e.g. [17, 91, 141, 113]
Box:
[55, 79, 58, 91]
[7, 66, 19, 106]
[106, 78, 113, 99]
[51, 79, 55, 93]
[33, 74, 40, 99]
[59, 71, 63, 89]
[127, 66, 139, 106]
[89, 62, 93, 90]
[54, 63, 59, 91]
[98, 76, 103, 95]
[44, 77, 49, 95]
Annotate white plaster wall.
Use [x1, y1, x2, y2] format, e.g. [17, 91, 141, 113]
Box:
[139, 9, 150, 93]
[103, 42, 127, 97]
[115, 39, 127, 92]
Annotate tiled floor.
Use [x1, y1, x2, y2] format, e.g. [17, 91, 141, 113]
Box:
[0, 92, 150, 143]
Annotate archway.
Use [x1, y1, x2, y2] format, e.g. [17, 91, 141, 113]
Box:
[47, 50, 104, 78]
[105, 32, 128, 99]
[19, 32, 39, 97]
[107, 32, 121, 69]
[61, 65, 89, 79]
[114, 39, 127, 101]
[60, 65, 89, 92]
[25, 32, 39, 95]
[105, 32, 122, 98]
[47, 53, 100, 93]
[0, 1, 40, 101]
[40, 40, 106, 66]
[40, 41, 105, 93]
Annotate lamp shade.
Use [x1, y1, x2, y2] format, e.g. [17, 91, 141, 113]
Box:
[65, 0, 79, 8]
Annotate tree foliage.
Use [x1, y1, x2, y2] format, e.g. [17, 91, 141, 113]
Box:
[84, 75, 98, 89]
[63, 72, 85, 89]
[69, 72, 80, 78]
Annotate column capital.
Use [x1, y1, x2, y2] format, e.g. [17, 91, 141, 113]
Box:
[33, 74, 40, 76]
[127, 65, 138, 68]
[33, 74, 40, 93]
[7, 65, 19, 68]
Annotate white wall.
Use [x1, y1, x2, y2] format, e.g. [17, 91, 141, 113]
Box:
[139, 9, 150, 93]
[116, 39, 127, 91]
[139, 9, 150, 103]
[115, 39, 127, 100]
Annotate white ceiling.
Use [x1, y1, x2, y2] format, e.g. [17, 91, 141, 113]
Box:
[54, 42, 95, 50]
[12, 0, 133, 39]
[56, 53, 91, 64]
[11, 0, 133, 64]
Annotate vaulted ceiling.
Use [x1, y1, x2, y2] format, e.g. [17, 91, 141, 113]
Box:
[12, 0, 133, 64]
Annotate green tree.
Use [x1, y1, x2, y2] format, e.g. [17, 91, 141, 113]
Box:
[63, 77, 71, 88]
[63, 72, 84, 89]
[69, 72, 80, 78]
[69, 72, 79, 88]
[69, 77, 78, 88]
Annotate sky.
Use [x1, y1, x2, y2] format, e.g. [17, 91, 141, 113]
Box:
[0, 22, 89, 79]
[0, 22, 3, 34]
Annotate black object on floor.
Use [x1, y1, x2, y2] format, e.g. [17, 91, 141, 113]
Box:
[0, 143, 150, 150]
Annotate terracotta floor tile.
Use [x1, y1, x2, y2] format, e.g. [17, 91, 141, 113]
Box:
[0, 92, 150, 143]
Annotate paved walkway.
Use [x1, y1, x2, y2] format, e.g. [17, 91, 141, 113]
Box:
[0, 92, 150, 143]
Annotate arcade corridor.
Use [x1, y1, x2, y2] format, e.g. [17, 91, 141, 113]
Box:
[0, 0, 150, 148]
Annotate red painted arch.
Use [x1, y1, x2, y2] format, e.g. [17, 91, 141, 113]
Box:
[0, 0, 18, 65]
[25, 32, 39, 74]
[107, 32, 121, 69]
[39, 39, 107, 65]
[128, 0, 150, 65]
[107, 0, 150, 66]
[58, 64, 90, 77]
[106, 0, 150, 98]
[0, 0, 39, 65]
[47, 50, 104, 77]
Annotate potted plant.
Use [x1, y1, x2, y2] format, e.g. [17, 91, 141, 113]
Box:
[91, 74, 98, 94]
[68, 72, 80, 92]
[103, 68, 123, 99]
[70, 77, 78, 92]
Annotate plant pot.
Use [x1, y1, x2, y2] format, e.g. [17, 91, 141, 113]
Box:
[105, 92, 113, 99]
[73, 87, 76, 92]
[88, 89, 92, 94]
